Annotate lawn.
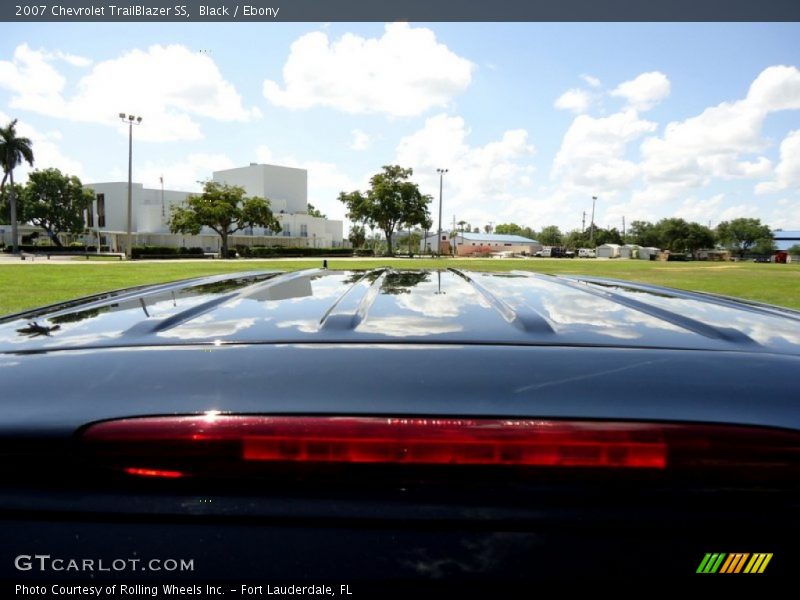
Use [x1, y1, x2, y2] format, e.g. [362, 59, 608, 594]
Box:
[0, 258, 798, 316]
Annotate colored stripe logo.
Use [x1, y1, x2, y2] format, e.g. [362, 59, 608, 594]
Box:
[697, 553, 773, 574]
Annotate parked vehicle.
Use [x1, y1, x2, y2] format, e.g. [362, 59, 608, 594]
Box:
[578, 248, 596, 258]
[1, 268, 798, 582]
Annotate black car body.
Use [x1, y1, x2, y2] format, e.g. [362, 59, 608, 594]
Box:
[1, 268, 798, 585]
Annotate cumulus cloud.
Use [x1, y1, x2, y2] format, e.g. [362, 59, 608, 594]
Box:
[262, 23, 474, 117]
[0, 43, 260, 142]
[136, 153, 237, 193]
[552, 109, 657, 192]
[640, 65, 800, 192]
[673, 194, 725, 224]
[580, 74, 601, 88]
[0, 111, 85, 182]
[554, 88, 590, 114]
[611, 71, 671, 111]
[350, 129, 370, 150]
[394, 113, 535, 226]
[756, 129, 800, 194]
[0, 44, 67, 116]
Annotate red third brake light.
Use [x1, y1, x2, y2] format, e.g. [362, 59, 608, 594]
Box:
[79, 416, 800, 479]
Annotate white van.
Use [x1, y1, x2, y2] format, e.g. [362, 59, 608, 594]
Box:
[578, 248, 596, 258]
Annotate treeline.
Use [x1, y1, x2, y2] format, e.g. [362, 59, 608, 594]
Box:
[494, 217, 777, 257]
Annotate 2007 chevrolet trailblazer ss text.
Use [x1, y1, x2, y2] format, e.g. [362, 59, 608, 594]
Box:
[1, 268, 798, 581]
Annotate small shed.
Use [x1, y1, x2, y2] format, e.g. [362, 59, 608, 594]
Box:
[596, 243, 621, 258]
[637, 246, 660, 260]
[618, 244, 640, 259]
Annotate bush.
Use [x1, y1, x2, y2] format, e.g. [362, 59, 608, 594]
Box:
[131, 246, 205, 259]
[247, 247, 354, 258]
[3, 244, 86, 253]
[354, 249, 375, 257]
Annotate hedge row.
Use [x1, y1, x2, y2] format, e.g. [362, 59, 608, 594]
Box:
[131, 246, 205, 259]
[236, 246, 355, 258]
[2, 244, 109, 254]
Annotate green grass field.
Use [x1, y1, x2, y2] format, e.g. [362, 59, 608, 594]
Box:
[1, 258, 798, 316]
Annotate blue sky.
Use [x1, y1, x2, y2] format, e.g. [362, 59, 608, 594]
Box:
[1, 22, 799, 233]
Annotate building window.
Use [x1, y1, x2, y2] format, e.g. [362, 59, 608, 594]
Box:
[86, 203, 94, 228]
[283, 226, 291, 237]
[300, 224, 308, 238]
[96, 194, 105, 227]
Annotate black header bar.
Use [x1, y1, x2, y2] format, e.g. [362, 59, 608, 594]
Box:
[4, 0, 800, 23]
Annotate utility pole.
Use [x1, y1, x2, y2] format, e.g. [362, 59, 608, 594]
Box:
[622, 216, 626, 242]
[582, 211, 586, 232]
[119, 113, 142, 258]
[590, 196, 598, 242]
[436, 168, 448, 256]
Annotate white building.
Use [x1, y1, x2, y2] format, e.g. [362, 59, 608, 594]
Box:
[596, 243, 622, 258]
[83, 164, 343, 252]
[618, 244, 639, 259]
[637, 246, 660, 260]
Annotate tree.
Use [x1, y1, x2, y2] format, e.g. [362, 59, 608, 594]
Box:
[752, 237, 777, 256]
[563, 228, 592, 250]
[348, 224, 366, 248]
[19, 169, 94, 246]
[483, 224, 493, 234]
[657, 218, 692, 253]
[307, 203, 327, 218]
[537, 225, 563, 246]
[457, 220, 467, 232]
[338, 165, 431, 257]
[495, 223, 523, 235]
[169, 181, 281, 258]
[629, 220, 660, 248]
[0, 119, 35, 254]
[594, 227, 623, 246]
[683, 222, 716, 255]
[786, 244, 800, 255]
[716, 218, 773, 257]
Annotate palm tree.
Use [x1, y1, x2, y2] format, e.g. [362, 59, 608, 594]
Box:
[0, 119, 34, 254]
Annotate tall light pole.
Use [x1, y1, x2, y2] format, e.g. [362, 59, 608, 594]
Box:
[590, 195, 598, 242]
[119, 113, 142, 258]
[436, 168, 448, 256]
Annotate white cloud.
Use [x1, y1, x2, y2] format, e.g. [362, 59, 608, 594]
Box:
[0, 44, 67, 116]
[0, 43, 260, 142]
[718, 203, 760, 221]
[580, 74, 601, 88]
[262, 23, 474, 117]
[552, 109, 657, 192]
[395, 113, 535, 227]
[349, 129, 370, 151]
[756, 129, 800, 194]
[611, 71, 670, 111]
[766, 198, 800, 229]
[0, 111, 85, 182]
[136, 153, 237, 193]
[673, 194, 725, 224]
[45, 50, 92, 68]
[554, 88, 590, 114]
[640, 65, 800, 192]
